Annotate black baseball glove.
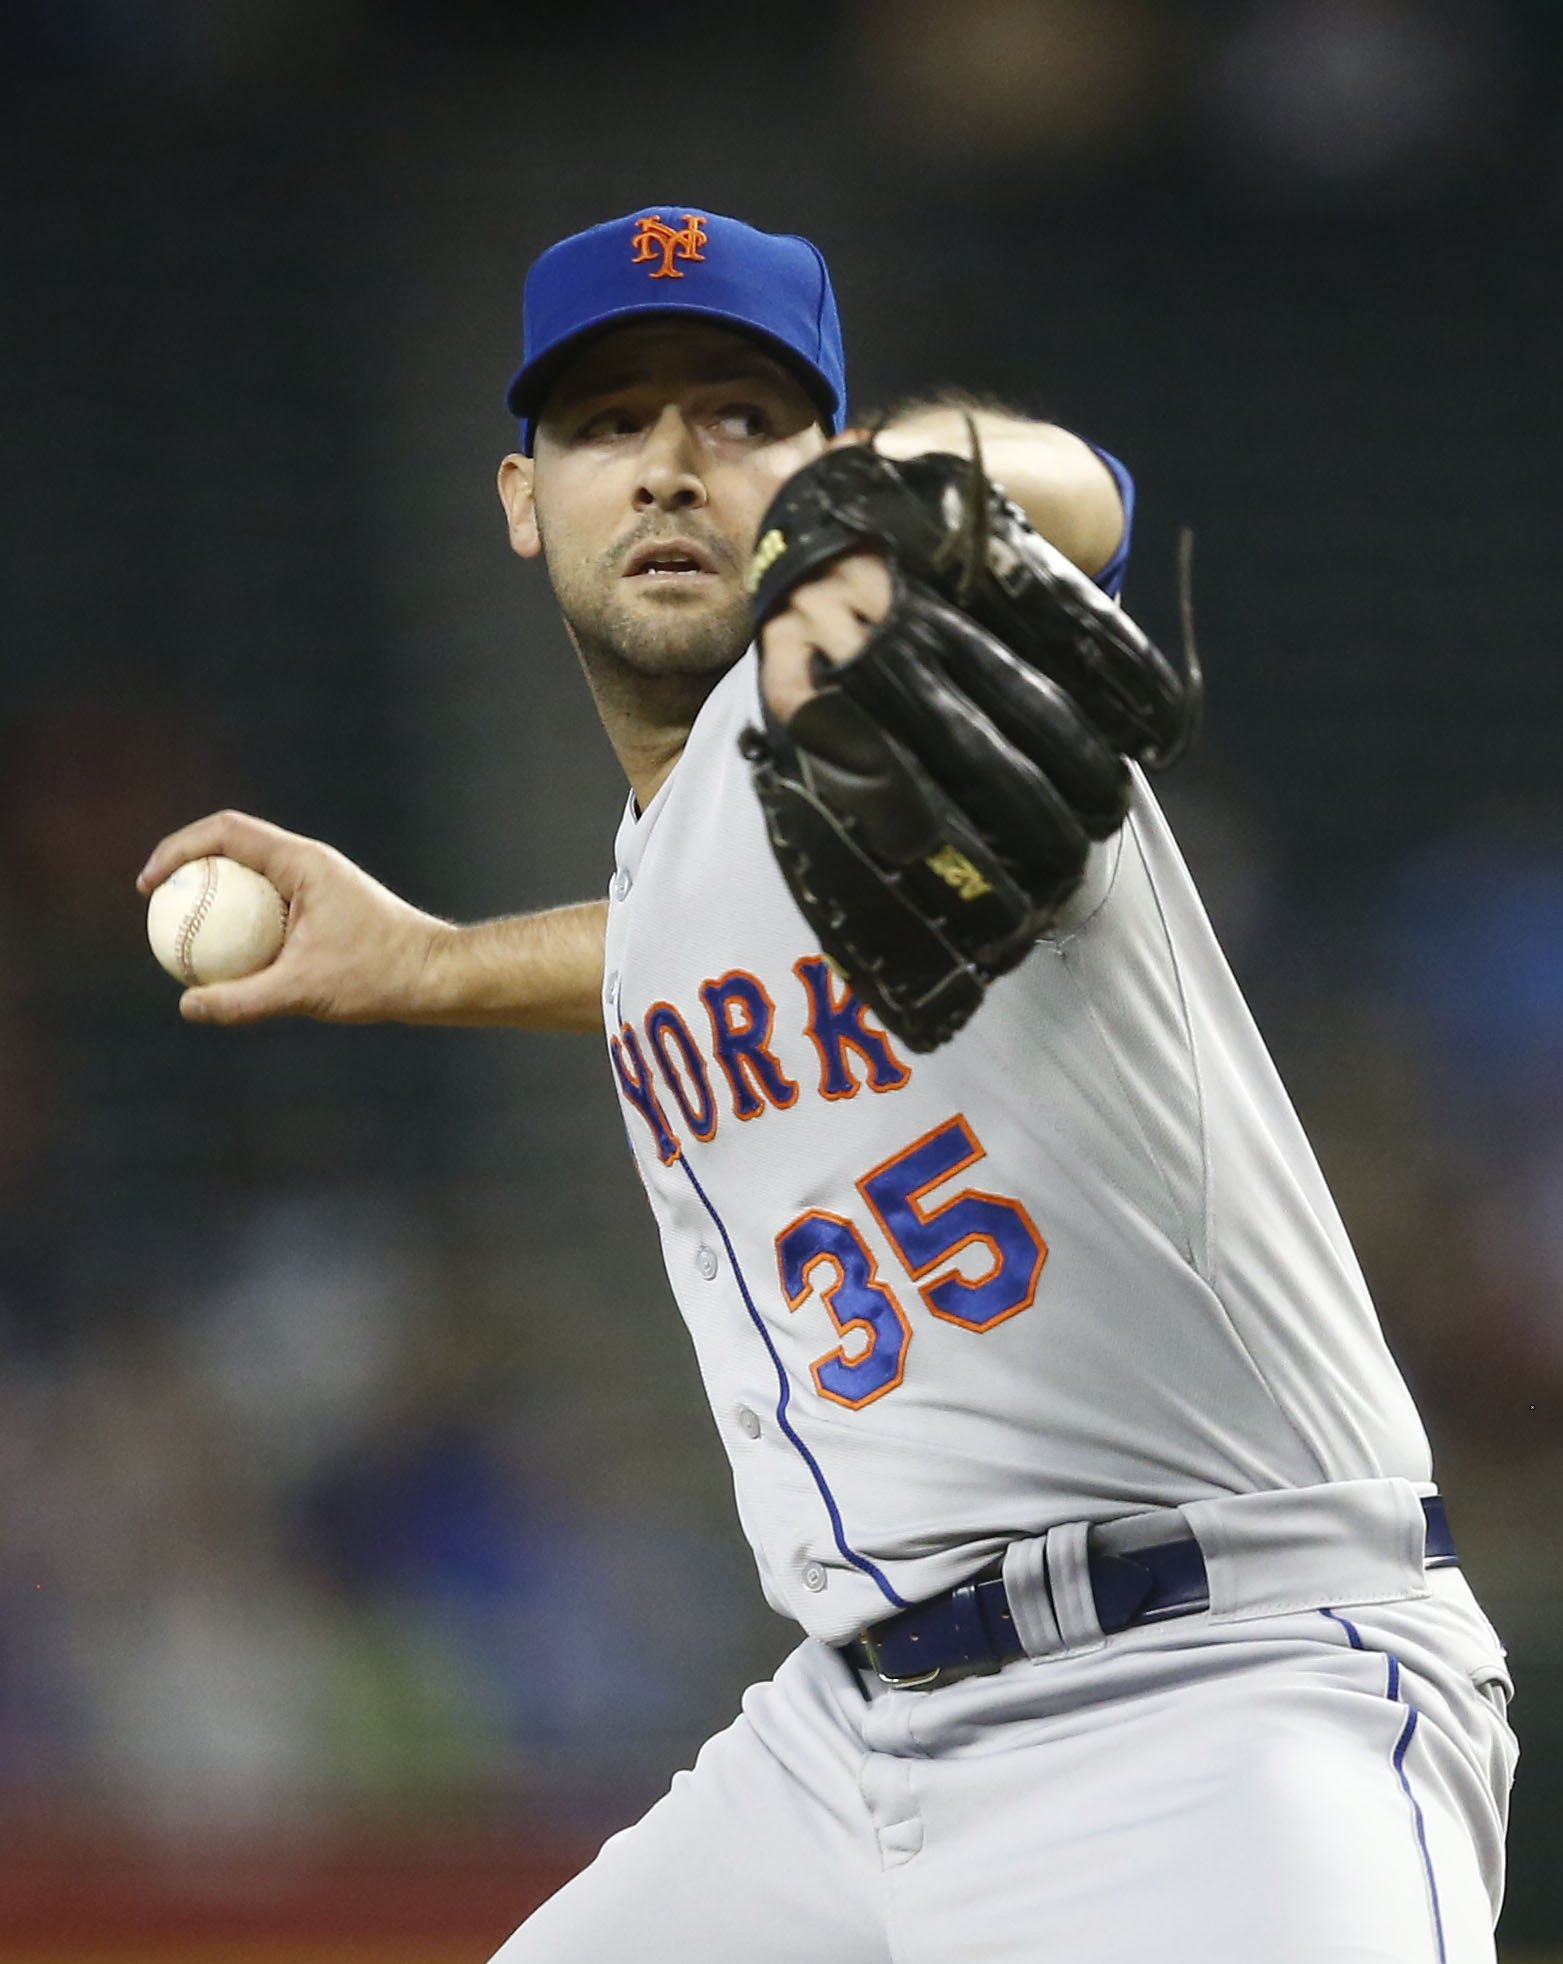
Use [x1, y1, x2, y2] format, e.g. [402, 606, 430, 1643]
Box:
[739, 438, 1200, 1053]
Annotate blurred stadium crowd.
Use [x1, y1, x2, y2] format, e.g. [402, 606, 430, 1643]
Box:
[2, 0, 1562, 1948]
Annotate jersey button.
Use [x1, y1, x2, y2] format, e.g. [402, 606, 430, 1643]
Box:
[802, 1562, 828, 1593]
[695, 1244, 719, 1281]
[611, 870, 632, 901]
[737, 1406, 761, 1440]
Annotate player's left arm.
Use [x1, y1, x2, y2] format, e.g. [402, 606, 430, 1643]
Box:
[745, 402, 1195, 1052]
[761, 405, 1125, 721]
[869, 405, 1124, 580]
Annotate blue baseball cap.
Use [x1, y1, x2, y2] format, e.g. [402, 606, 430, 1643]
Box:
[505, 207, 847, 454]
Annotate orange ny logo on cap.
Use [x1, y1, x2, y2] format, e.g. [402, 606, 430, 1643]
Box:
[631, 213, 708, 279]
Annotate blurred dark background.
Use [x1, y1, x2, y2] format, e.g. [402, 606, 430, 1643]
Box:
[1, 1, 1561, 1956]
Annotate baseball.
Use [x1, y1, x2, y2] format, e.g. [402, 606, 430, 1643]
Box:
[146, 855, 288, 987]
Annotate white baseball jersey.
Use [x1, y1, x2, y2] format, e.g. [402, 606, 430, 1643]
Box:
[600, 648, 1432, 1649]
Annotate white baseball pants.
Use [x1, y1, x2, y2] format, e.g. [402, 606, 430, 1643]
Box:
[489, 1567, 1514, 1964]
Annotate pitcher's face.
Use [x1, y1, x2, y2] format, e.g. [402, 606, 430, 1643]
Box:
[504, 319, 827, 679]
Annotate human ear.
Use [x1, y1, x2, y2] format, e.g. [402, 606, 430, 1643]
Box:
[497, 454, 541, 559]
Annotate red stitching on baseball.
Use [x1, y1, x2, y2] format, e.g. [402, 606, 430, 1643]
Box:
[175, 857, 220, 986]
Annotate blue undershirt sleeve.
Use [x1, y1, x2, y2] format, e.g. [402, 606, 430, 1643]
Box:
[1078, 440, 1135, 601]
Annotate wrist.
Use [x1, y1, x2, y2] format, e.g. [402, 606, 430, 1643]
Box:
[401, 915, 477, 1022]
[393, 903, 607, 1031]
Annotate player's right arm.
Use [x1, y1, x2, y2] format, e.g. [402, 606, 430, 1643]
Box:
[136, 810, 606, 1032]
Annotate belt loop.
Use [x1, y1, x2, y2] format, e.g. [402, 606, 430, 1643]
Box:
[1001, 1533, 1063, 1660]
[1045, 1520, 1106, 1652]
[1177, 1478, 1430, 1623]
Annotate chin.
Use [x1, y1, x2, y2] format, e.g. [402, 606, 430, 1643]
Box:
[612, 598, 752, 676]
[624, 631, 751, 679]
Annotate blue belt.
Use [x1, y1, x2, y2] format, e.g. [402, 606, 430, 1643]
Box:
[843, 1495, 1457, 1691]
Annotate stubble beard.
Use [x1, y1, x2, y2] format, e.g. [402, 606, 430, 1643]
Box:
[538, 513, 754, 689]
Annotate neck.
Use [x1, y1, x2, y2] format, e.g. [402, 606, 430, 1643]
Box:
[567, 627, 736, 808]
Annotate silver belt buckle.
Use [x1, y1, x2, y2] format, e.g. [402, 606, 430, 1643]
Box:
[859, 1629, 942, 1690]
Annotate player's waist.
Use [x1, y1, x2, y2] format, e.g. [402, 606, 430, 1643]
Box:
[842, 1480, 1456, 1692]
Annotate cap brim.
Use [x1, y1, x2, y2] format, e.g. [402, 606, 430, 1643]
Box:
[506, 302, 841, 451]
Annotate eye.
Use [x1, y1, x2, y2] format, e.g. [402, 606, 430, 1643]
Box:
[575, 406, 641, 442]
[712, 403, 770, 440]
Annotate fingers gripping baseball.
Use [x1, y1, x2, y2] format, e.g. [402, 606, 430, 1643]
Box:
[137, 811, 450, 1026]
[138, 809, 312, 906]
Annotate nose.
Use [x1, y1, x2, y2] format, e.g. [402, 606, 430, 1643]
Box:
[633, 404, 708, 513]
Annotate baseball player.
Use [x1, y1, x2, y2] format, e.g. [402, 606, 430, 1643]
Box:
[139, 208, 1516, 1963]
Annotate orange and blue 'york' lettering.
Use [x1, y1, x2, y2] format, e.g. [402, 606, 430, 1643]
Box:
[794, 957, 911, 1100]
[646, 1000, 718, 1142]
[611, 1023, 681, 1164]
[700, 971, 799, 1120]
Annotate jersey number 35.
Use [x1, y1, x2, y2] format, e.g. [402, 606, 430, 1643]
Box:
[775, 1115, 1046, 1410]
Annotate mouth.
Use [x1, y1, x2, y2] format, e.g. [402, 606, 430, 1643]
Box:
[622, 537, 722, 582]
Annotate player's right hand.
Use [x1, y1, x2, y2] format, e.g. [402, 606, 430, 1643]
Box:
[136, 810, 453, 1027]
